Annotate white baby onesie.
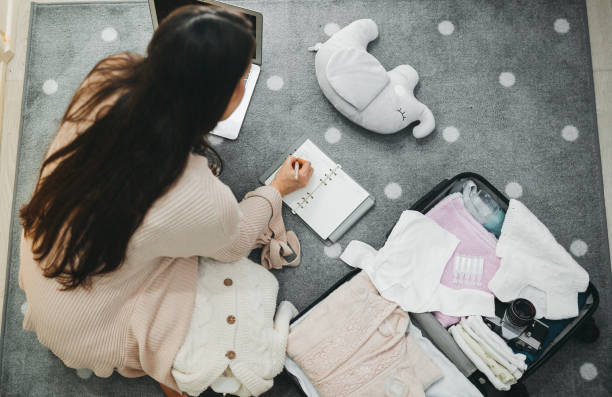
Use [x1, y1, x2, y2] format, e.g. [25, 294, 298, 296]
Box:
[340, 210, 495, 318]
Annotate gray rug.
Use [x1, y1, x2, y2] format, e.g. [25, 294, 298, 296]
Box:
[1, 1, 611, 396]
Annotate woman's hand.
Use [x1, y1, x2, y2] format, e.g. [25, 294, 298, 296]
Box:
[270, 156, 313, 196]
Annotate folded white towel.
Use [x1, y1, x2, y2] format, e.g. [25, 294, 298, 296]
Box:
[488, 200, 589, 319]
[449, 324, 514, 391]
[463, 316, 527, 373]
[461, 317, 527, 379]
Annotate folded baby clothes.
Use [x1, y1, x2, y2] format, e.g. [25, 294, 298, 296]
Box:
[425, 193, 501, 327]
[287, 272, 442, 397]
[449, 317, 527, 391]
[461, 317, 527, 378]
[488, 200, 590, 319]
[450, 325, 514, 391]
[285, 308, 485, 397]
[340, 210, 495, 319]
[285, 322, 485, 397]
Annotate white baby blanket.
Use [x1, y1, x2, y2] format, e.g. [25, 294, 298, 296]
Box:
[340, 210, 495, 318]
[488, 200, 590, 319]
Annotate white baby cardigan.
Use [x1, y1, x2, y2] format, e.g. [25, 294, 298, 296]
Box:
[171, 257, 297, 396]
[340, 210, 495, 318]
[488, 200, 589, 319]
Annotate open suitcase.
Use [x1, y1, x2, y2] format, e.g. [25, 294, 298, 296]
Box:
[286, 172, 600, 397]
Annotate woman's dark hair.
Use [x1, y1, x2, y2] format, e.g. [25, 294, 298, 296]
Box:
[19, 5, 255, 290]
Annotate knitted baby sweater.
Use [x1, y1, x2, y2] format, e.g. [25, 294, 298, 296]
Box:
[172, 257, 297, 396]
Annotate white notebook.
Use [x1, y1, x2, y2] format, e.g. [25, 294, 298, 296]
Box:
[262, 139, 373, 241]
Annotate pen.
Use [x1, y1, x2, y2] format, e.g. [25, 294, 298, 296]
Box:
[294, 160, 299, 180]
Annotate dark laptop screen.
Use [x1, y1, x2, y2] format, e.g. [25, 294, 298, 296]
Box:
[153, 0, 256, 36]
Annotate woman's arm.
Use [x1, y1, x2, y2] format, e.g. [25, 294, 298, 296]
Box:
[210, 156, 312, 266]
[210, 185, 282, 262]
[137, 154, 310, 266]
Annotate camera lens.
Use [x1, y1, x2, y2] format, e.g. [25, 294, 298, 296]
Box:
[506, 299, 536, 327]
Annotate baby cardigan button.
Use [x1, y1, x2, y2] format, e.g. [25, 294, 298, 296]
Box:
[224, 278, 233, 286]
[227, 315, 236, 324]
[226, 350, 236, 360]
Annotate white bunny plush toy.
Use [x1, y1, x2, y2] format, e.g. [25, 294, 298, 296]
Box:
[309, 19, 435, 138]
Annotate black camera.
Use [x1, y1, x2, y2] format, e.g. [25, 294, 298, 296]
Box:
[484, 299, 549, 354]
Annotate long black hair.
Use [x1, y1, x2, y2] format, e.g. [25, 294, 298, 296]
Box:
[19, 5, 255, 290]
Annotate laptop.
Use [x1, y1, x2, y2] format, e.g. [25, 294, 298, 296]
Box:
[148, 0, 263, 140]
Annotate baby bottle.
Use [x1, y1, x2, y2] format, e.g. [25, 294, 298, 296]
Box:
[462, 180, 505, 237]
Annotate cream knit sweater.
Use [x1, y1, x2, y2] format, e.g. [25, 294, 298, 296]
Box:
[18, 65, 298, 390]
[172, 257, 298, 396]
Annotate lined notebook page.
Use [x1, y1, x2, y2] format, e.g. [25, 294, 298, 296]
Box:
[265, 139, 369, 240]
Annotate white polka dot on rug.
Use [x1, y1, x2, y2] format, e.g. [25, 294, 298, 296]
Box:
[324, 23, 340, 36]
[561, 125, 579, 142]
[324, 243, 342, 258]
[570, 239, 588, 257]
[42, 79, 58, 95]
[266, 75, 284, 91]
[101, 27, 118, 42]
[76, 368, 93, 379]
[438, 20, 455, 36]
[442, 126, 460, 143]
[579, 362, 598, 381]
[384, 182, 402, 200]
[324, 127, 341, 144]
[554, 18, 570, 34]
[505, 182, 523, 198]
[499, 72, 516, 88]
[20, 301, 27, 316]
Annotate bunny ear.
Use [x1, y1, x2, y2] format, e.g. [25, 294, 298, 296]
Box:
[326, 47, 390, 111]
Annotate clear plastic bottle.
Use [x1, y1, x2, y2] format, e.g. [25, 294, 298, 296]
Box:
[462, 180, 505, 237]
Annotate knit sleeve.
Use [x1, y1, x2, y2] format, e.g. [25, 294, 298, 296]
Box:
[132, 155, 300, 267]
[211, 184, 301, 269]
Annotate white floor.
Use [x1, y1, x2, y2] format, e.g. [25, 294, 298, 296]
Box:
[0, 0, 611, 327]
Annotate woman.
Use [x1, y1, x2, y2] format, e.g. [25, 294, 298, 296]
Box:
[18, 5, 312, 397]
